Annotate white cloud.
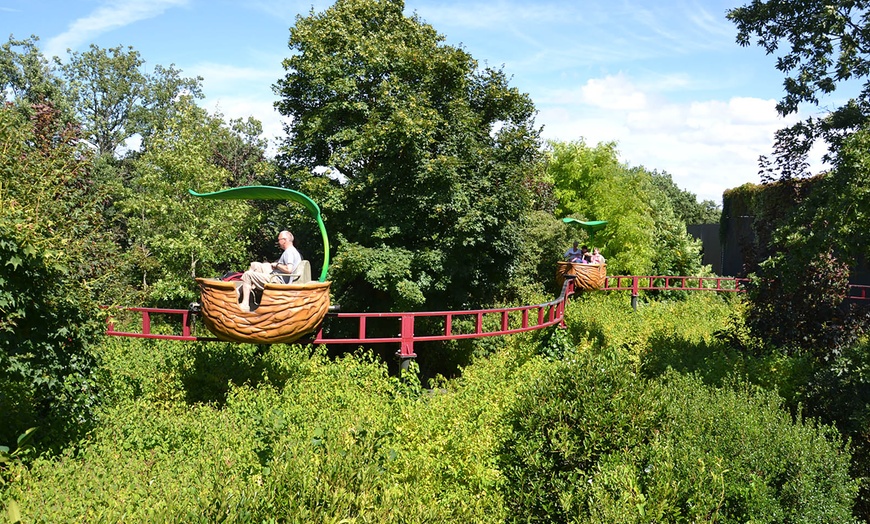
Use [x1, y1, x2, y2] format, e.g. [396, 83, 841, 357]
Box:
[190, 62, 281, 89]
[44, 0, 190, 59]
[581, 74, 648, 111]
[537, 73, 809, 204]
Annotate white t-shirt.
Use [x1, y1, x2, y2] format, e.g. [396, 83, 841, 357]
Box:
[274, 246, 302, 283]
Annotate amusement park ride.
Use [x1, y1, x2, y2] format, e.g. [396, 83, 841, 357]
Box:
[105, 186, 870, 365]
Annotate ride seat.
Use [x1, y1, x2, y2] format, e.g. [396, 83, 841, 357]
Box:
[270, 260, 312, 284]
[292, 260, 312, 284]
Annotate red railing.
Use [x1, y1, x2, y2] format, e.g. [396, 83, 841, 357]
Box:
[105, 279, 577, 357]
[311, 279, 573, 359]
[602, 276, 869, 308]
[105, 306, 201, 341]
[849, 284, 870, 301]
[104, 276, 870, 354]
[600, 275, 747, 310]
[604, 275, 747, 293]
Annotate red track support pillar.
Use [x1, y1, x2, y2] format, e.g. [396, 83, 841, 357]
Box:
[398, 314, 416, 368]
[631, 276, 639, 311]
[182, 311, 191, 338]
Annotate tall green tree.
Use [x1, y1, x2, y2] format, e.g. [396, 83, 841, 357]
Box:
[548, 140, 705, 276]
[0, 101, 110, 448]
[59, 44, 203, 157]
[728, 0, 870, 313]
[118, 100, 259, 305]
[0, 36, 70, 120]
[274, 0, 542, 312]
[548, 139, 656, 275]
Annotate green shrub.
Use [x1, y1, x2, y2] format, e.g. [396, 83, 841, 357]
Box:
[745, 249, 866, 360]
[0, 221, 105, 449]
[801, 338, 870, 516]
[3, 346, 511, 522]
[498, 348, 858, 523]
[4, 291, 861, 523]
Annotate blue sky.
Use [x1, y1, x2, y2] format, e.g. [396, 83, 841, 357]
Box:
[2, 0, 845, 203]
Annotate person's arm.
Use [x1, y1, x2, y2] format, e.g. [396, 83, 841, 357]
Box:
[272, 249, 301, 274]
[272, 261, 290, 273]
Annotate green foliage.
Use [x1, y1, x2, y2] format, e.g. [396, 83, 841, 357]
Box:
[0, 428, 37, 477]
[275, 0, 542, 312]
[535, 326, 575, 362]
[0, 35, 71, 122]
[0, 221, 104, 448]
[0, 101, 118, 449]
[118, 101, 258, 305]
[498, 348, 858, 523]
[59, 44, 203, 156]
[720, 178, 819, 276]
[549, 139, 655, 275]
[728, 1, 870, 180]
[4, 290, 864, 522]
[745, 249, 865, 359]
[801, 124, 870, 264]
[569, 292, 812, 405]
[802, 338, 870, 515]
[0, 428, 35, 524]
[548, 140, 707, 277]
[732, 127, 870, 362]
[512, 209, 572, 299]
[647, 169, 720, 225]
[3, 343, 512, 522]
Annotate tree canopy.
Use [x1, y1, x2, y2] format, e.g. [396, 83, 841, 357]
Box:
[59, 44, 203, 157]
[729, 1, 870, 341]
[728, 1, 870, 180]
[274, 0, 543, 311]
[547, 140, 705, 277]
[0, 36, 69, 120]
[118, 100, 260, 304]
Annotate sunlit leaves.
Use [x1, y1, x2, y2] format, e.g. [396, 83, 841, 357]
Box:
[119, 101, 258, 303]
[59, 44, 203, 157]
[728, 1, 870, 180]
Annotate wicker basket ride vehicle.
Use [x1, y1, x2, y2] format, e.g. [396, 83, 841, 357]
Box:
[558, 217, 608, 291]
[190, 186, 332, 344]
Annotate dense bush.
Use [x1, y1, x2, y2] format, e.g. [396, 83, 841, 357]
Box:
[498, 347, 858, 523]
[2, 342, 513, 522]
[798, 337, 870, 516]
[745, 249, 867, 360]
[0, 221, 104, 450]
[3, 293, 862, 522]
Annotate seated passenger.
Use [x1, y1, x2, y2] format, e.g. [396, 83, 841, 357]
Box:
[590, 247, 606, 264]
[239, 230, 302, 312]
[565, 241, 583, 262]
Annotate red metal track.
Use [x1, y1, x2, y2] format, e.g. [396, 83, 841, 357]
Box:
[604, 275, 748, 294]
[105, 279, 576, 357]
[104, 276, 870, 357]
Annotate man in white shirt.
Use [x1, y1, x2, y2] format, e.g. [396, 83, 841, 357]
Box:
[239, 230, 302, 312]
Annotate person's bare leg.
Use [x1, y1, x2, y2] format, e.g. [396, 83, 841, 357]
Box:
[240, 275, 252, 312]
